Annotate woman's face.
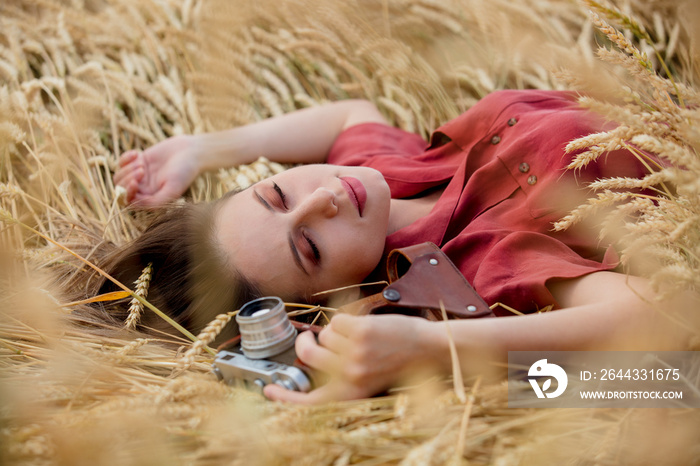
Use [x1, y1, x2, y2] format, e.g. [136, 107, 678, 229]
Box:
[215, 164, 391, 299]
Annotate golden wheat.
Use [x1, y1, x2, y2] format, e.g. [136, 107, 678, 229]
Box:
[2, 0, 700, 464]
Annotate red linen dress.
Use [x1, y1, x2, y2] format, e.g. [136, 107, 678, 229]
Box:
[328, 90, 650, 314]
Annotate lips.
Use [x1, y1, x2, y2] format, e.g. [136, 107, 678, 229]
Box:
[339, 176, 366, 216]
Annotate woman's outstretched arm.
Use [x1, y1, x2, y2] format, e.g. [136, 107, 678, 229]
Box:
[264, 271, 700, 404]
[114, 100, 386, 206]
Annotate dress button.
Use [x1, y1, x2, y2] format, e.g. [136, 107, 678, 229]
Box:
[527, 175, 537, 185]
[491, 135, 501, 145]
[508, 118, 517, 126]
[519, 162, 530, 173]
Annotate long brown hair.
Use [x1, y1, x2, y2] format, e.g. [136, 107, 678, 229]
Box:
[96, 193, 260, 341]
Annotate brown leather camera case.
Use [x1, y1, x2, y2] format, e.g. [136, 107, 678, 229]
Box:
[339, 242, 494, 320]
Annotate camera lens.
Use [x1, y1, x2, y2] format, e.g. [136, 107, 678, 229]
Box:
[236, 297, 297, 359]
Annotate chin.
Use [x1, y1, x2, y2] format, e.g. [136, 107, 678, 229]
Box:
[357, 166, 387, 185]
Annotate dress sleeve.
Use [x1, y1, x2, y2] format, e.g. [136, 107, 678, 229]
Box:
[327, 122, 427, 167]
[471, 231, 620, 315]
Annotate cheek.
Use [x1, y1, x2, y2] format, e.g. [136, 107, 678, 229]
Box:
[342, 228, 384, 277]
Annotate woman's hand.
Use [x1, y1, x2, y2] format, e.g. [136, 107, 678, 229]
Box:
[114, 135, 202, 207]
[263, 313, 441, 404]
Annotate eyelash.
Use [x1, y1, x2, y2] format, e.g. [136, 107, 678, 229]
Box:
[273, 182, 287, 208]
[304, 233, 321, 265]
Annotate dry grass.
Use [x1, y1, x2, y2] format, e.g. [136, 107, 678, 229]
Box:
[1, 0, 700, 464]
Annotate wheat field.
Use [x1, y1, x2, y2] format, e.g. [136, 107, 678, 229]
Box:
[1, 0, 699, 464]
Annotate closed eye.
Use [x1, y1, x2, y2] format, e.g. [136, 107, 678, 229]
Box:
[273, 182, 287, 209]
[304, 233, 321, 265]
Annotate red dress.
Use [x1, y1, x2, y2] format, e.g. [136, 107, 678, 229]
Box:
[328, 90, 650, 314]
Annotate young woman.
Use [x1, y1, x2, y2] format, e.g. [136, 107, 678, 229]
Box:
[111, 90, 697, 404]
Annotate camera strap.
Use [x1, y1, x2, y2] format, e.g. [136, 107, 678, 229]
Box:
[338, 242, 494, 320]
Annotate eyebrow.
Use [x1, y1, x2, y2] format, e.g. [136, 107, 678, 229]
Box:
[253, 187, 309, 276]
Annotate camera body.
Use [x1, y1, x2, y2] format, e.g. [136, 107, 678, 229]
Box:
[213, 343, 313, 393]
[212, 297, 317, 393]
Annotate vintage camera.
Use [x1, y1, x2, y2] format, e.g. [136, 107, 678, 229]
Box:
[212, 297, 318, 393]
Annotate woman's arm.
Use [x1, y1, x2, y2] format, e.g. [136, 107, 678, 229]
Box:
[114, 100, 387, 206]
[195, 99, 387, 169]
[462, 271, 699, 354]
[263, 271, 699, 404]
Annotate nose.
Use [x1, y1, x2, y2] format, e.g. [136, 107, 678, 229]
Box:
[294, 188, 338, 222]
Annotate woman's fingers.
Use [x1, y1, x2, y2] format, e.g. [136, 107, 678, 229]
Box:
[114, 155, 144, 186]
[115, 169, 145, 204]
[317, 325, 353, 354]
[263, 374, 374, 405]
[294, 330, 342, 374]
[329, 313, 361, 333]
[116, 173, 141, 205]
[113, 167, 128, 186]
[119, 149, 140, 167]
[327, 313, 366, 339]
[114, 166, 144, 188]
[263, 382, 329, 405]
[117, 150, 140, 167]
[125, 180, 139, 203]
[263, 379, 366, 405]
[260, 331, 350, 405]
